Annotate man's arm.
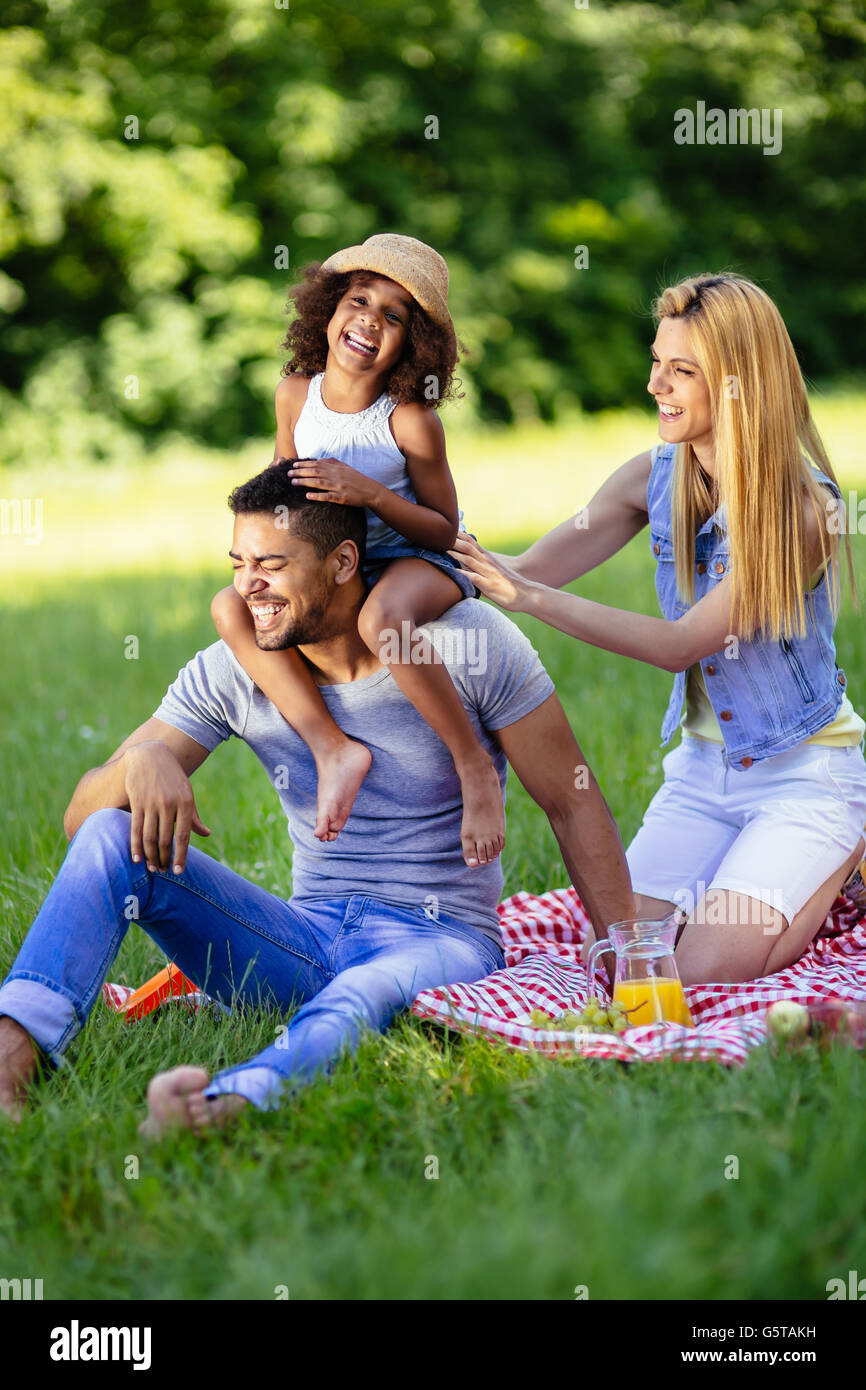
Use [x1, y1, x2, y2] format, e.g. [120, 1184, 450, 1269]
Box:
[494, 693, 636, 936]
[63, 718, 213, 874]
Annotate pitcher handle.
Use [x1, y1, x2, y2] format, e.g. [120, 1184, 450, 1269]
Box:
[585, 939, 614, 1001]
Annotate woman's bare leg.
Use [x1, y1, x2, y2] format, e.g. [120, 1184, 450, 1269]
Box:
[677, 837, 865, 984]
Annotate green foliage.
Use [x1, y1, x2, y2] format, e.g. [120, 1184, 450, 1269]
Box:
[1, 0, 865, 463]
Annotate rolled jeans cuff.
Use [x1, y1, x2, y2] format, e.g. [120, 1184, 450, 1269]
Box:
[0, 977, 81, 1067]
[203, 1065, 288, 1111]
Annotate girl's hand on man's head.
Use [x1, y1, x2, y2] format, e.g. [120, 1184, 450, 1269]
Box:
[288, 458, 376, 507]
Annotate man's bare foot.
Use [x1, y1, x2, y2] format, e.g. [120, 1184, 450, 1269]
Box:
[457, 755, 506, 868]
[312, 739, 373, 841]
[139, 1065, 249, 1138]
[0, 1016, 41, 1122]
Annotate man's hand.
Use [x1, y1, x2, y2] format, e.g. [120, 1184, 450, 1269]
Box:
[288, 457, 376, 507]
[123, 742, 210, 874]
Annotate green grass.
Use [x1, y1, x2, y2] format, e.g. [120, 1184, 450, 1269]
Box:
[2, 405, 866, 1300]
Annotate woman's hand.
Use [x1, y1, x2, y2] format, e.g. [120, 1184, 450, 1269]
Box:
[288, 458, 376, 507]
[448, 533, 535, 613]
[487, 549, 524, 575]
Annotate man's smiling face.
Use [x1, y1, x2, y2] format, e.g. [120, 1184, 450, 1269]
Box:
[229, 511, 337, 651]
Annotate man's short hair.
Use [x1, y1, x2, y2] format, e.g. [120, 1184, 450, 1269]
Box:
[228, 459, 366, 564]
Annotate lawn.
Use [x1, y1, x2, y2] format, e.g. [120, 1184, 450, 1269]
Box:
[2, 398, 866, 1301]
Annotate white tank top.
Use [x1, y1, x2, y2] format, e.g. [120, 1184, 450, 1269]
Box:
[292, 374, 418, 551]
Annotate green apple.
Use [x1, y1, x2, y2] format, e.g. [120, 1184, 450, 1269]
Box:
[766, 999, 810, 1040]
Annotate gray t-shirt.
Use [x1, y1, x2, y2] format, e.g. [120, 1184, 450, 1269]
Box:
[154, 600, 555, 944]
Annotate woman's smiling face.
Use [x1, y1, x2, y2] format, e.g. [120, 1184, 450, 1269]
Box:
[647, 315, 714, 457]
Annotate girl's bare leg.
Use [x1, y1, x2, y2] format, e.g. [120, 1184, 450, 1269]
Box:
[357, 559, 505, 867]
[212, 587, 371, 841]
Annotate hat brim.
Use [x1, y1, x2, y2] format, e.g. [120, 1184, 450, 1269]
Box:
[321, 245, 454, 336]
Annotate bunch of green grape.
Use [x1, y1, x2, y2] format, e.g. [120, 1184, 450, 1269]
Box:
[528, 998, 632, 1034]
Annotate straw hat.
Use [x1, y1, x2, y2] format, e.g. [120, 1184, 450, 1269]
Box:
[321, 233, 453, 335]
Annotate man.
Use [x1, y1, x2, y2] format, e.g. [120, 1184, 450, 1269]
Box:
[0, 462, 635, 1132]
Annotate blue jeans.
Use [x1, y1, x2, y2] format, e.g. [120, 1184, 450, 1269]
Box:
[0, 809, 504, 1109]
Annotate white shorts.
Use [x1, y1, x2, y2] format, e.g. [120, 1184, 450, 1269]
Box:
[626, 736, 866, 925]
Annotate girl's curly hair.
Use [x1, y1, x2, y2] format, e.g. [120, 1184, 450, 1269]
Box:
[280, 264, 463, 408]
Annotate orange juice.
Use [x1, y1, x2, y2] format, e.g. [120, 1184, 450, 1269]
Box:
[614, 977, 695, 1027]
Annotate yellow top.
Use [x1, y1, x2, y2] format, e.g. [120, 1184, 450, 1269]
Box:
[681, 665, 866, 747]
[680, 561, 865, 749]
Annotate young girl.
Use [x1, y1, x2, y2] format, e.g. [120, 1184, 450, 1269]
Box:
[212, 233, 504, 868]
[452, 272, 866, 983]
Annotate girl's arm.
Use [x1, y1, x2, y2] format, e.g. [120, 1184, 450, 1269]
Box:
[287, 405, 458, 550]
[493, 450, 653, 586]
[272, 375, 310, 463]
[452, 496, 828, 674]
[376, 403, 459, 550]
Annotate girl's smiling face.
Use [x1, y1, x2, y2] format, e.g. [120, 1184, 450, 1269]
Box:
[327, 274, 413, 377]
[647, 315, 714, 459]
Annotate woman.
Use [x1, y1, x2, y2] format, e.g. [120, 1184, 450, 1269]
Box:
[452, 273, 866, 985]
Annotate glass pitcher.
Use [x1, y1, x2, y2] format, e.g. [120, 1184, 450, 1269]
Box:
[585, 917, 695, 1028]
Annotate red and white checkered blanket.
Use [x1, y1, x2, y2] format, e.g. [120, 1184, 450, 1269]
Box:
[104, 886, 866, 1067]
[409, 887, 866, 1065]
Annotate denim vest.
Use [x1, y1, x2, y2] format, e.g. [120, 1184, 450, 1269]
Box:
[647, 443, 846, 769]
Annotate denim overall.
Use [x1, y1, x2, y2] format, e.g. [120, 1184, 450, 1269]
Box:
[647, 444, 846, 770]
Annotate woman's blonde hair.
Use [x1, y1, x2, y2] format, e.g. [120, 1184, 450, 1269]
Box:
[653, 273, 853, 640]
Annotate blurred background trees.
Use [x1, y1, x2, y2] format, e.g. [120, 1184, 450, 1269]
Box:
[1, 0, 864, 465]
